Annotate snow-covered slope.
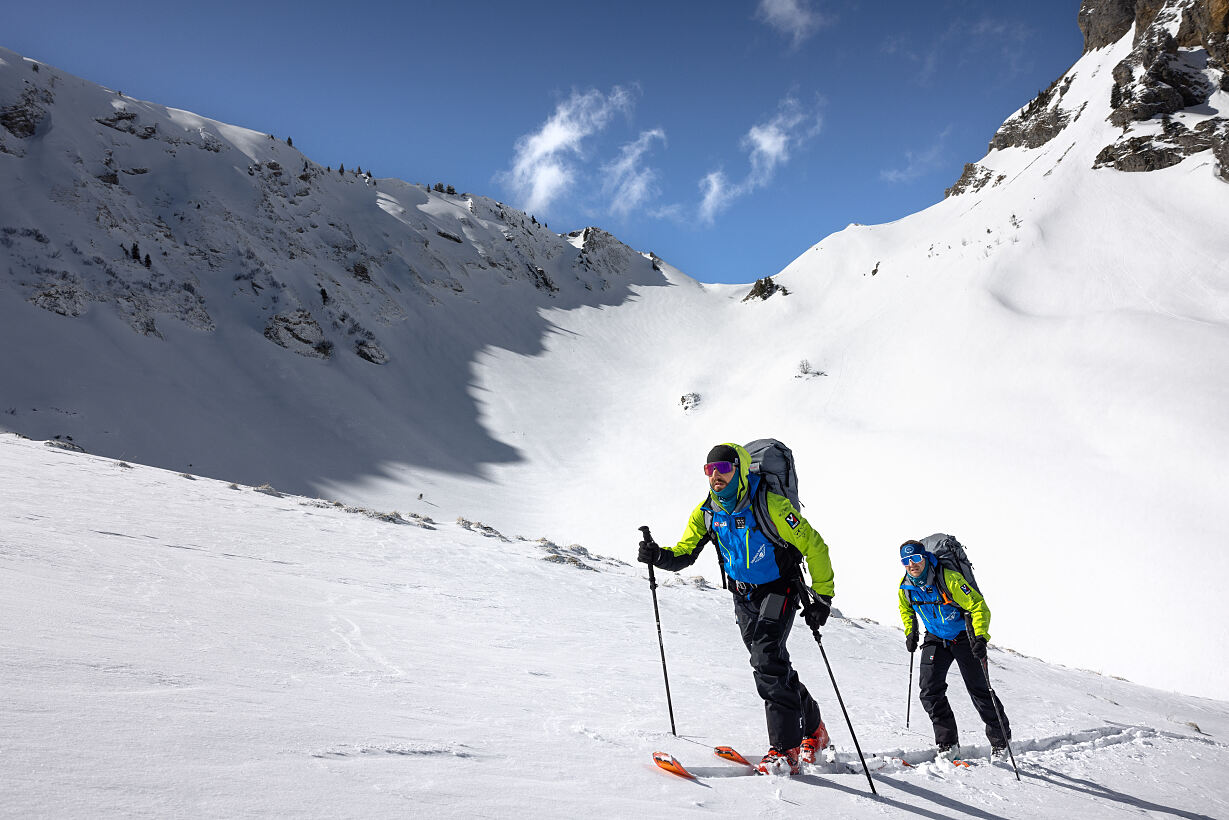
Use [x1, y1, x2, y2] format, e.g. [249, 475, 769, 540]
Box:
[2, 0, 1228, 709]
[0, 43, 666, 487]
[4, 434, 1228, 818]
[393, 12, 1229, 701]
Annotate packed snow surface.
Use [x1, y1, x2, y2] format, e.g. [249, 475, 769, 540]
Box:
[3, 435, 1228, 817]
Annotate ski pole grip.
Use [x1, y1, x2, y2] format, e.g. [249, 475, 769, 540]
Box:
[638, 525, 654, 543]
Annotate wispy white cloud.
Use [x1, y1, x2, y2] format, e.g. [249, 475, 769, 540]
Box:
[880, 126, 953, 183]
[602, 129, 666, 217]
[500, 87, 634, 214]
[698, 96, 823, 224]
[698, 170, 734, 225]
[755, 0, 829, 48]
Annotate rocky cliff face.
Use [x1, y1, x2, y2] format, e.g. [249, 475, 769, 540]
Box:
[950, 0, 1229, 193]
[1095, 0, 1229, 174]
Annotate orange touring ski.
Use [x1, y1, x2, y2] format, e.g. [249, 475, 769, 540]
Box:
[652, 752, 695, 779]
[714, 746, 753, 767]
[651, 747, 762, 779]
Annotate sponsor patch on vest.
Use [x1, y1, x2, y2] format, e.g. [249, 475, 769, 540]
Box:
[785, 513, 800, 529]
[960, 583, 972, 596]
[734, 515, 746, 529]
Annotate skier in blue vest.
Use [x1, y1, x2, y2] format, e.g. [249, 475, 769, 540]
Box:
[637, 442, 835, 775]
[898, 539, 1011, 761]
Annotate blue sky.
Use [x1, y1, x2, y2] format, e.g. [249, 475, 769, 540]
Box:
[6, 1, 1084, 284]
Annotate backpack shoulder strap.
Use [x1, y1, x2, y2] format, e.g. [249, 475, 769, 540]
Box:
[751, 482, 807, 587]
[934, 567, 970, 611]
[699, 494, 727, 590]
[750, 480, 786, 548]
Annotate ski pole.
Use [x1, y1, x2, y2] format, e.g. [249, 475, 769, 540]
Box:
[965, 616, 1019, 780]
[639, 525, 677, 737]
[803, 589, 877, 796]
[979, 656, 1020, 780]
[906, 649, 914, 728]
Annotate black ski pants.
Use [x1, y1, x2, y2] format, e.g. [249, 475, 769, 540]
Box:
[733, 583, 821, 752]
[918, 631, 1010, 748]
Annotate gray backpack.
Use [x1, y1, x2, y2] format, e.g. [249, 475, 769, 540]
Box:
[743, 438, 801, 512]
[918, 533, 981, 606]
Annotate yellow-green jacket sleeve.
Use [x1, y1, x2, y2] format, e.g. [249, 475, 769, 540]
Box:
[651, 502, 709, 572]
[898, 585, 917, 633]
[945, 569, 991, 640]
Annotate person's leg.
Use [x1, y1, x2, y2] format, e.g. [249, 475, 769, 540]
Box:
[918, 638, 959, 747]
[734, 592, 809, 751]
[952, 634, 1011, 747]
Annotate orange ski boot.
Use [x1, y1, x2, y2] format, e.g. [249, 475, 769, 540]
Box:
[757, 747, 801, 776]
[799, 721, 830, 764]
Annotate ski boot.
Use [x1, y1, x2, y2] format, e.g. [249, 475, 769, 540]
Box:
[798, 721, 830, 764]
[757, 747, 801, 776]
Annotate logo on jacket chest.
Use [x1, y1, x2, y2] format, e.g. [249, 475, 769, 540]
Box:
[734, 515, 746, 529]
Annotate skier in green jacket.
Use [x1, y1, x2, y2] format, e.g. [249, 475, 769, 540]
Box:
[638, 442, 834, 775]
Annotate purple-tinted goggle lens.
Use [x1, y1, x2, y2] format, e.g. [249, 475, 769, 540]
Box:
[901, 554, 925, 566]
[703, 461, 736, 476]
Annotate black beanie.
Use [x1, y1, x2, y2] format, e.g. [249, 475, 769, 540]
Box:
[706, 444, 739, 464]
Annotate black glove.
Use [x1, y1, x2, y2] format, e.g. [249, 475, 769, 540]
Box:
[802, 595, 831, 630]
[970, 635, 988, 660]
[637, 538, 661, 565]
[905, 628, 918, 653]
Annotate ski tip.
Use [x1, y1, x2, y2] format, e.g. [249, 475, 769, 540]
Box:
[653, 751, 695, 779]
[714, 746, 752, 767]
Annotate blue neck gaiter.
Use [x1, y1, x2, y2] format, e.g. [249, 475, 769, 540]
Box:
[714, 477, 740, 512]
[907, 560, 932, 587]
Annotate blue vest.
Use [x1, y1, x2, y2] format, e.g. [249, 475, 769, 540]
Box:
[705, 474, 782, 585]
[901, 568, 967, 640]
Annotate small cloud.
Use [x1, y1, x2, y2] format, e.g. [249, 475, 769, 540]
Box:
[602, 129, 666, 217]
[698, 170, 735, 224]
[500, 87, 634, 213]
[698, 96, 823, 224]
[648, 202, 687, 222]
[880, 126, 953, 183]
[756, 0, 829, 48]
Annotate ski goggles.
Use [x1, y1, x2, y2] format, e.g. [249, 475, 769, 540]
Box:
[703, 461, 737, 476]
[901, 554, 925, 566]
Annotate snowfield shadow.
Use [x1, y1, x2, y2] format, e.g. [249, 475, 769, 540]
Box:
[0, 48, 674, 493]
[1022, 765, 1217, 820]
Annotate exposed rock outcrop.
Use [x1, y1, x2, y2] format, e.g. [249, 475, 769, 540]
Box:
[264, 310, 332, 359]
[988, 76, 1079, 152]
[1095, 116, 1229, 176]
[1080, 0, 1137, 53]
[1078, 0, 1229, 176]
[742, 276, 790, 301]
[945, 162, 1006, 198]
[1108, 22, 1212, 127]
